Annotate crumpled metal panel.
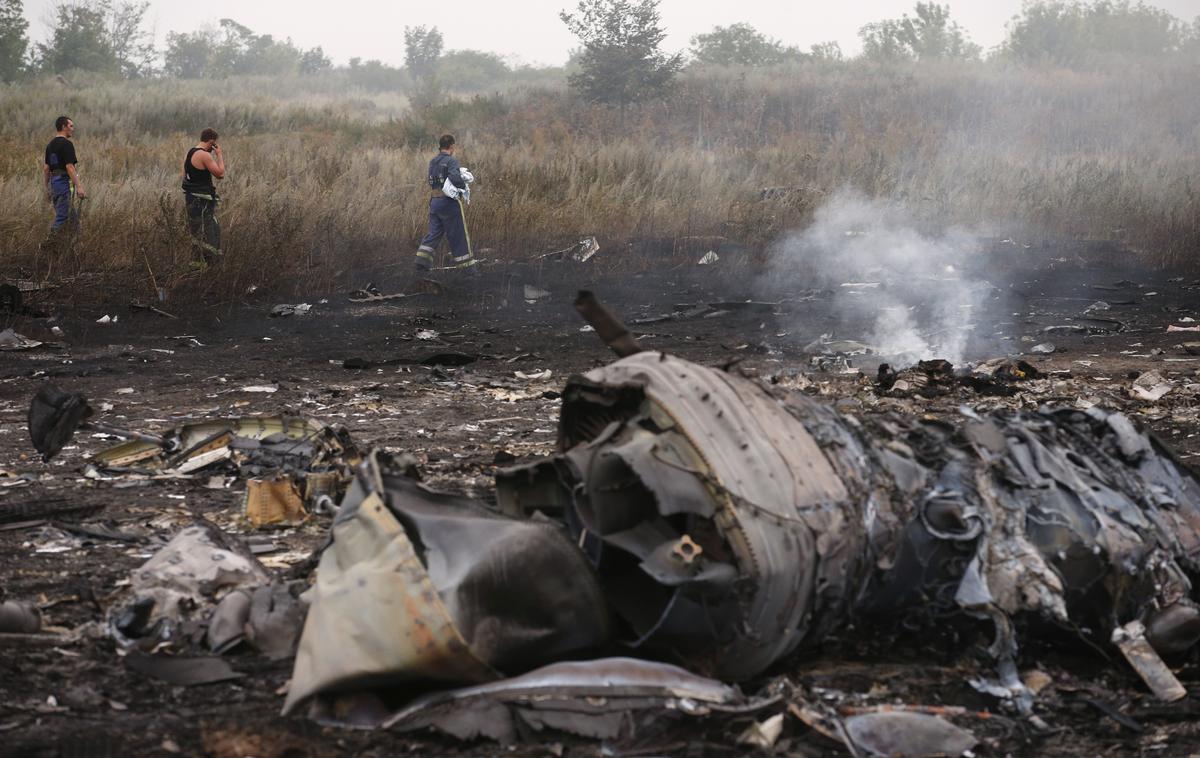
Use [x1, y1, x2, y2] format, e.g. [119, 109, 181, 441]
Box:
[377, 657, 754, 742]
[284, 452, 611, 715]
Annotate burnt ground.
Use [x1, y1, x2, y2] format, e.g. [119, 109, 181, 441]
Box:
[4, 249, 1200, 757]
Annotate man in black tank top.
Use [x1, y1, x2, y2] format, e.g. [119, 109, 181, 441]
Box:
[181, 128, 225, 266]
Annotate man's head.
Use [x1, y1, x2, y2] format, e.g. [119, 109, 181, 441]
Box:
[200, 128, 219, 147]
[439, 134, 456, 153]
[55, 116, 74, 137]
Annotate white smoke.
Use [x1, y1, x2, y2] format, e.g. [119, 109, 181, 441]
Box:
[768, 191, 991, 366]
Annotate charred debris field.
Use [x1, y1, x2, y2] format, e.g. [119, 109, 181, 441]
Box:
[5, 255, 1200, 757]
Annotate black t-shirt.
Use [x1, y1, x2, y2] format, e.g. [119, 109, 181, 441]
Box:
[182, 147, 216, 196]
[44, 136, 77, 173]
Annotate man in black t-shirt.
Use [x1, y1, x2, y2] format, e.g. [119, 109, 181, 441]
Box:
[181, 127, 226, 266]
[42, 115, 86, 244]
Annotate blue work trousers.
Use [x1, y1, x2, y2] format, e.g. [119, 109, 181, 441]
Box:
[49, 174, 78, 232]
[415, 196, 472, 269]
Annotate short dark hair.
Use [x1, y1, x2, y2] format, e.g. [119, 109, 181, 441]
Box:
[439, 134, 456, 150]
[55, 116, 71, 131]
[200, 128, 219, 142]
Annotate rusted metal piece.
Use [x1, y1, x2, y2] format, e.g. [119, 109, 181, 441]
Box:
[244, 476, 308, 527]
[574, 290, 643, 358]
[1112, 620, 1188, 702]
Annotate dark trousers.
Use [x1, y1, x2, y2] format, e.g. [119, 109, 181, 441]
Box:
[48, 173, 79, 231]
[185, 193, 221, 263]
[42, 174, 80, 255]
[415, 196, 472, 269]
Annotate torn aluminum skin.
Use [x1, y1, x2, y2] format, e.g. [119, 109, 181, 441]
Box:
[283, 451, 610, 715]
[359, 657, 764, 742]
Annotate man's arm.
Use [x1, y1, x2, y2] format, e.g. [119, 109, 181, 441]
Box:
[65, 163, 86, 198]
[445, 156, 466, 190]
[199, 146, 226, 180]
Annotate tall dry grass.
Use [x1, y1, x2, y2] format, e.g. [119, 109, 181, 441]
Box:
[0, 58, 1197, 300]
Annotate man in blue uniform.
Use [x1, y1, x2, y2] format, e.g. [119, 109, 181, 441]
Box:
[414, 134, 474, 272]
[42, 115, 86, 248]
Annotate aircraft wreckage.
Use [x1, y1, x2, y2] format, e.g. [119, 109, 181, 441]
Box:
[27, 291, 1200, 747]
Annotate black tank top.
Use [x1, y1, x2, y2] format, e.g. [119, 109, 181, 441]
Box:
[182, 147, 216, 196]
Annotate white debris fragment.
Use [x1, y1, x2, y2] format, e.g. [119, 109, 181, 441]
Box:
[270, 303, 312, 317]
[698, 251, 719, 265]
[1132, 371, 1173, 402]
[415, 329, 439, 341]
[524, 285, 551, 302]
[1030, 343, 1056, 354]
[738, 713, 784, 749]
[515, 369, 552, 381]
[241, 385, 279, 393]
[96, 315, 117, 324]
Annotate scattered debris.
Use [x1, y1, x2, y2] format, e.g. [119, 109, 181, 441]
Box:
[130, 302, 178, 319]
[96, 315, 117, 324]
[698, 250, 719, 265]
[514, 369, 551, 381]
[1131, 370, 1173, 401]
[523, 285, 551, 302]
[110, 522, 273, 651]
[536, 237, 599, 263]
[1030, 342, 1056, 354]
[240, 385, 279, 393]
[0, 328, 45, 351]
[270, 303, 312, 317]
[738, 713, 785, 749]
[414, 329, 439, 341]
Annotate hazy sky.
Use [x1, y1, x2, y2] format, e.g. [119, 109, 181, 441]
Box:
[22, 0, 1200, 67]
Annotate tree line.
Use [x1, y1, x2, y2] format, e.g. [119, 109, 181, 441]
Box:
[1, 0, 1198, 101]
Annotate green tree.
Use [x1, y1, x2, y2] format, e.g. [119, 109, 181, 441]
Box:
[347, 57, 409, 92]
[437, 49, 508, 91]
[1001, 1, 1185, 66]
[0, 0, 28, 82]
[164, 28, 216, 79]
[689, 23, 800, 66]
[404, 25, 444, 108]
[560, 0, 682, 105]
[859, 2, 981, 62]
[299, 46, 331, 75]
[36, 1, 155, 77]
[809, 40, 844, 63]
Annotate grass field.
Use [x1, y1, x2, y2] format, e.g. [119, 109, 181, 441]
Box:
[1, 58, 1197, 300]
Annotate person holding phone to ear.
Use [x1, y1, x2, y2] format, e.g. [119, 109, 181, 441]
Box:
[181, 127, 225, 268]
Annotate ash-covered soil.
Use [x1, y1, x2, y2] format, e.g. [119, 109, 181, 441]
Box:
[4, 253, 1200, 757]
